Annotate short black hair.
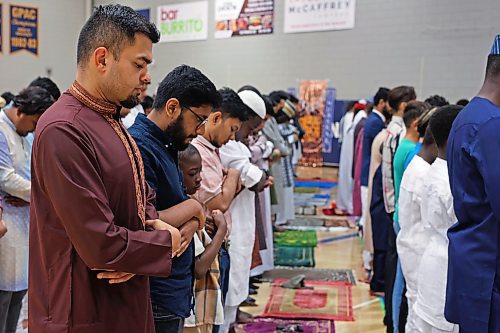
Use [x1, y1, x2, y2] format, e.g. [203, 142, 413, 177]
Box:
[388, 86, 416, 111]
[422, 126, 435, 146]
[179, 143, 201, 165]
[262, 95, 275, 116]
[219, 88, 250, 122]
[153, 65, 221, 111]
[77, 4, 160, 65]
[403, 101, 430, 128]
[374, 87, 390, 106]
[486, 54, 500, 80]
[288, 94, 299, 104]
[425, 95, 449, 108]
[238, 85, 261, 96]
[140, 95, 154, 110]
[1, 92, 14, 105]
[269, 90, 289, 104]
[29, 77, 61, 100]
[416, 106, 439, 138]
[13, 86, 54, 116]
[345, 100, 356, 112]
[456, 99, 469, 106]
[429, 105, 463, 147]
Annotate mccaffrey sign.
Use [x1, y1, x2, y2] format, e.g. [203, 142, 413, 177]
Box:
[284, 0, 355, 34]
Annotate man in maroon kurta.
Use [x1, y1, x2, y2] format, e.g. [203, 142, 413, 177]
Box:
[29, 5, 177, 333]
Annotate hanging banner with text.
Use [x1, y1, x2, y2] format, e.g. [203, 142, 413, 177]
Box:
[322, 87, 336, 154]
[10, 4, 39, 55]
[298, 80, 328, 167]
[215, 0, 274, 39]
[157, 1, 208, 43]
[284, 0, 355, 34]
[0, 4, 3, 53]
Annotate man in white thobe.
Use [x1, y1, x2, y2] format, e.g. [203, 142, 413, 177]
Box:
[219, 90, 269, 333]
[0, 87, 53, 333]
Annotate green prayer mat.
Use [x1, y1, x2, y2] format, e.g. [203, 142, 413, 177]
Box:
[274, 245, 316, 267]
[262, 267, 356, 285]
[274, 230, 318, 247]
[294, 187, 321, 193]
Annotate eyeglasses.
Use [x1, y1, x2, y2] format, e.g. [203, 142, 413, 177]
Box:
[182, 106, 208, 129]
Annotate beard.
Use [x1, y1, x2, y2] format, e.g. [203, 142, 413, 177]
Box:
[120, 95, 140, 109]
[166, 115, 191, 151]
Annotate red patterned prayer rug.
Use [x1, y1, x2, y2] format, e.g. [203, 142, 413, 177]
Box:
[260, 279, 354, 321]
[238, 317, 335, 333]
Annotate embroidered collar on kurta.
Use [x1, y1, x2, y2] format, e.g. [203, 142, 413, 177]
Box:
[69, 80, 147, 227]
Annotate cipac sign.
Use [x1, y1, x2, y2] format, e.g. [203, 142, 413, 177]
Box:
[157, 1, 208, 43]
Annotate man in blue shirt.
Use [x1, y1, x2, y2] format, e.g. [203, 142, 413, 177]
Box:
[360, 87, 389, 282]
[361, 88, 390, 190]
[446, 35, 500, 333]
[129, 65, 221, 333]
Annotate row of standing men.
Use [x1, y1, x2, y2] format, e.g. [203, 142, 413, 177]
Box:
[335, 35, 500, 333]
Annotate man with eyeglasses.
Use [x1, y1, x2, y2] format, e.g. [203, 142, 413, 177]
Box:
[128, 65, 221, 333]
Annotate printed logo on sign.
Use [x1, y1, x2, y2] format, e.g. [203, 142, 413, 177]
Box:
[287, 0, 352, 13]
[157, 1, 208, 43]
[217, 2, 238, 12]
[284, 0, 355, 33]
[160, 9, 204, 35]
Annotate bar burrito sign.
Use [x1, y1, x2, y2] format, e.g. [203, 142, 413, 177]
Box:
[284, 0, 355, 34]
[157, 1, 208, 43]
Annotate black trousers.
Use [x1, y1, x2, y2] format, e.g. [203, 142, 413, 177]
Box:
[370, 249, 386, 293]
[384, 218, 397, 333]
[0, 289, 27, 333]
[384, 221, 409, 333]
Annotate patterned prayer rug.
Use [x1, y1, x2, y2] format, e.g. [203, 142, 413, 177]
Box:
[274, 230, 318, 247]
[237, 317, 335, 333]
[261, 279, 354, 321]
[294, 192, 331, 207]
[262, 267, 356, 285]
[289, 216, 357, 229]
[274, 246, 315, 267]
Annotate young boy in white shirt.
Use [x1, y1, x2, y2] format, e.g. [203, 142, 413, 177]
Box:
[397, 113, 438, 332]
[414, 105, 463, 333]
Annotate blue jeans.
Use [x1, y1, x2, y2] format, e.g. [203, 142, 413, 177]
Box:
[213, 246, 230, 333]
[219, 246, 231, 303]
[153, 304, 185, 333]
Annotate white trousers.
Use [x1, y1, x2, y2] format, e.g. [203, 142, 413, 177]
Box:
[413, 315, 459, 333]
[219, 305, 238, 333]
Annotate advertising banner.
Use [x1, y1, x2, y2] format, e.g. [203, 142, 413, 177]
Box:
[284, 0, 355, 34]
[157, 1, 208, 43]
[215, 0, 273, 39]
